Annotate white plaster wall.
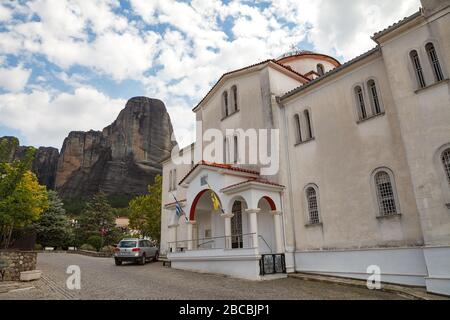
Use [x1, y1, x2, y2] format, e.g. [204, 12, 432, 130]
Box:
[160, 145, 195, 254]
[282, 55, 424, 250]
[295, 247, 428, 286]
[380, 7, 450, 246]
[169, 248, 261, 280]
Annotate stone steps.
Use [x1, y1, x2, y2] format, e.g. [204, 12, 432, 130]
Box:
[289, 273, 449, 300]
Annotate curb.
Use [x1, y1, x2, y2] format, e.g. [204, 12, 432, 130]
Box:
[288, 273, 447, 300]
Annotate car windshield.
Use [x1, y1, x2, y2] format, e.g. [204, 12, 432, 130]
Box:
[118, 241, 137, 248]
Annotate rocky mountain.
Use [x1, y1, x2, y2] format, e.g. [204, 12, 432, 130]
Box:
[55, 97, 176, 199]
[0, 136, 60, 189]
[2, 97, 176, 200]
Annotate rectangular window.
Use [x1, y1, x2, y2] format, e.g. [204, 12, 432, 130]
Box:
[233, 136, 238, 164]
[200, 175, 208, 186]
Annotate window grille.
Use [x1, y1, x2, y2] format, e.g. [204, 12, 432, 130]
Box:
[355, 86, 367, 119]
[410, 51, 426, 88]
[368, 80, 381, 115]
[375, 171, 397, 216]
[442, 149, 450, 185]
[426, 43, 444, 82]
[306, 187, 320, 224]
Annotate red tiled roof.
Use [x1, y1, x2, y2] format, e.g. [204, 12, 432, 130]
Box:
[221, 179, 285, 192]
[178, 161, 260, 186]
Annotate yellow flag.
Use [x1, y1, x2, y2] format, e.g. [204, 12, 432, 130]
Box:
[208, 184, 222, 212]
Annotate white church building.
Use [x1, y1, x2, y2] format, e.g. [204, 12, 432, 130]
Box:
[160, 0, 450, 296]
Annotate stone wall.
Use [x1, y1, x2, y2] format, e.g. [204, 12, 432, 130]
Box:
[0, 251, 37, 281]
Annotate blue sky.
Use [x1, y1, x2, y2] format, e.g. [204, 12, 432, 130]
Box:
[0, 0, 421, 149]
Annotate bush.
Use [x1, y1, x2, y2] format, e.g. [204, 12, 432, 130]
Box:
[80, 243, 96, 252]
[35, 244, 43, 251]
[100, 245, 115, 255]
[86, 235, 102, 252]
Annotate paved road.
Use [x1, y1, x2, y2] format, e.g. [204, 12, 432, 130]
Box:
[0, 253, 408, 300]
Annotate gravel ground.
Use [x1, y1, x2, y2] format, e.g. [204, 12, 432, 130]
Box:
[0, 253, 409, 300]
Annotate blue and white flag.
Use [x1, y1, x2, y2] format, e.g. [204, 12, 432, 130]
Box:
[172, 194, 188, 222]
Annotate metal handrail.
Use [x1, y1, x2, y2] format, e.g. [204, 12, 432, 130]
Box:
[258, 235, 272, 253]
[168, 233, 256, 246]
[198, 240, 215, 247]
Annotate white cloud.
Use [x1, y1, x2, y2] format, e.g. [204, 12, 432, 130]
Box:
[0, 4, 12, 22]
[0, 87, 126, 148]
[0, 0, 423, 148]
[0, 65, 32, 92]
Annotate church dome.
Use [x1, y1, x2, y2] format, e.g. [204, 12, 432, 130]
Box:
[277, 49, 317, 60]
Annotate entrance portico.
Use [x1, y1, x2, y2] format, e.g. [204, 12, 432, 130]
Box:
[167, 162, 286, 280]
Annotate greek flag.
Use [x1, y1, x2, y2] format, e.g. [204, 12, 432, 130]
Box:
[172, 194, 188, 222]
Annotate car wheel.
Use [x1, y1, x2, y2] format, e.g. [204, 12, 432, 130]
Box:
[153, 251, 159, 262]
[139, 254, 146, 265]
[115, 259, 122, 266]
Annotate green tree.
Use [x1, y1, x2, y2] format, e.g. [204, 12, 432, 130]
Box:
[34, 191, 71, 248]
[75, 192, 119, 247]
[128, 175, 162, 242]
[0, 137, 19, 163]
[0, 169, 49, 248]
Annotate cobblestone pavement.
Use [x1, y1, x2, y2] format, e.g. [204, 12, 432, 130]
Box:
[0, 253, 409, 300]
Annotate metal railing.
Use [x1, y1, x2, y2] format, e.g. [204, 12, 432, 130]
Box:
[258, 235, 272, 253]
[259, 254, 286, 276]
[168, 233, 257, 252]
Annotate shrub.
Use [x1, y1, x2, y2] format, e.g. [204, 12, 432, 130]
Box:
[100, 245, 115, 255]
[80, 243, 96, 252]
[86, 235, 102, 252]
[35, 244, 43, 251]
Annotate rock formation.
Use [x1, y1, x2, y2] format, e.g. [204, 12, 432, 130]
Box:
[0, 136, 60, 189]
[55, 97, 176, 199]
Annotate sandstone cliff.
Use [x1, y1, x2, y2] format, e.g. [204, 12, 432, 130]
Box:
[55, 97, 176, 199]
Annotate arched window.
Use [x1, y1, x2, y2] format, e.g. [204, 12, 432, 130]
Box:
[375, 171, 398, 216]
[294, 114, 302, 144]
[355, 86, 367, 120]
[306, 187, 320, 224]
[317, 64, 325, 76]
[231, 85, 238, 112]
[368, 80, 382, 115]
[442, 148, 450, 185]
[426, 43, 444, 82]
[304, 110, 313, 140]
[222, 91, 229, 118]
[410, 50, 426, 88]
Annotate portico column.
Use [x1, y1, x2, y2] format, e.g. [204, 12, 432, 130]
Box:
[221, 213, 234, 249]
[245, 209, 260, 249]
[168, 223, 178, 253]
[187, 221, 196, 250]
[271, 211, 284, 253]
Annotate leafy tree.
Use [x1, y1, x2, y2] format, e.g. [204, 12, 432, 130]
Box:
[0, 137, 19, 163]
[34, 191, 71, 248]
[0, 144, 36, 201]
[75, 192, 119, 246]
[0, 168, 49, 248]
[128, 175, 162, 242]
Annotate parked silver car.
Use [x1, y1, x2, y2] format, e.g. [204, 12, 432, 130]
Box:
[114, 238, 159, 266]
